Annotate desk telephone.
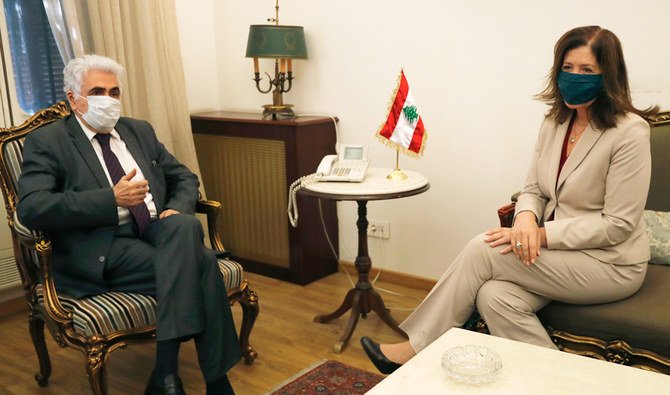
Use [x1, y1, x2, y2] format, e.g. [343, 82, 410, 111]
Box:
[316, 145, 369, 182]
[288, 144, 369, 227]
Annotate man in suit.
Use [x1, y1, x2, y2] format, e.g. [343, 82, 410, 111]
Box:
[17, 54, 240, 395]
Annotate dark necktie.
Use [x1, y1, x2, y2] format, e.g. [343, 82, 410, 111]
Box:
[94, 133, 152, 235]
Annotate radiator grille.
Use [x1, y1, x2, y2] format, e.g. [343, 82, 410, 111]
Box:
[0, 252, 19, 291]
[194, 134, 290, 268]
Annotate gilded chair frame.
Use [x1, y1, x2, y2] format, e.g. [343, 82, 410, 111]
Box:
[0, 102, 258, 394]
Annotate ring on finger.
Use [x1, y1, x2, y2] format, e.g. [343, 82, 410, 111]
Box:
[515, 241, 523, 249]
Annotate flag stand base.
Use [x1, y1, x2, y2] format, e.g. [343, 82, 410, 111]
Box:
[387, 150, 408, 180]
[386, 169, 408, 180]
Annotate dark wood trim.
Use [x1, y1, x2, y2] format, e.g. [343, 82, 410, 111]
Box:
[301, 184, 431, 202]
[191, 111, 338, 127]
[339, 261, 437, 292]
[0, 296, 26, 317]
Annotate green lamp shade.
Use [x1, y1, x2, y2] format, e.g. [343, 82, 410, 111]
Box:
[245, 25, 308, 59]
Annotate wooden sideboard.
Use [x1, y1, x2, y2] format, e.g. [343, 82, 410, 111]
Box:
[191, 111, 339, 284]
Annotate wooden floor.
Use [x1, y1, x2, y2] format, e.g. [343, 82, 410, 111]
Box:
[0, 269, 429, 394]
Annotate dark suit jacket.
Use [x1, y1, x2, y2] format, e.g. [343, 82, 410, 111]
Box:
[17, 114, 199, 297]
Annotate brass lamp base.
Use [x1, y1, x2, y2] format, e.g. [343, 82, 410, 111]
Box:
[262, 104, 295, 120]
[386, 169, 408, 180]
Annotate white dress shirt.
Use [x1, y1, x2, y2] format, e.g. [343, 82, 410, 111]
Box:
[75, 116, 158, 223]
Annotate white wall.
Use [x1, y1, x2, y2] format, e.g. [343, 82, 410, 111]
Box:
[174, 0, 220, 112]
[176, 0, 670, 280]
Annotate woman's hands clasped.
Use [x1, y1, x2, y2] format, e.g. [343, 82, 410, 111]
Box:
[483, 211, 546, 266]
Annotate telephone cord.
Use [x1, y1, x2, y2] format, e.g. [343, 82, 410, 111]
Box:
[287, 174, 317, 227]
[295, 113, 340, 154]
[317, 199, 422, 309]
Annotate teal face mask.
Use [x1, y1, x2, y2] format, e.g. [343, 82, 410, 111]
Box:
[557, 71, 604, 105]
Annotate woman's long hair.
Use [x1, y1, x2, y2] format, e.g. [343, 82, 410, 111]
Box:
[537, 26, 658, 129]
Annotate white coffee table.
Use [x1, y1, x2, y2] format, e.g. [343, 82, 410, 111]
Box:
[366, 328, 670, 394]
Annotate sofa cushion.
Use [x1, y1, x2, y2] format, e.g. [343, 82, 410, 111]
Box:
[643, 210, 670, 265]
[538, 264, 670, 356]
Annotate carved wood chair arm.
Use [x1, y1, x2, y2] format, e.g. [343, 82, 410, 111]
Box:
[196, 198, 229, 255]
[15, 231, 73, 323]
[497, 192, 520, 228]
[13, 227, 40, 247]
[35, 237, 73, 323]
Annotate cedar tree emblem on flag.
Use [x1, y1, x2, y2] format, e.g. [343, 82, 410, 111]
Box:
[376, 70, 427, 157]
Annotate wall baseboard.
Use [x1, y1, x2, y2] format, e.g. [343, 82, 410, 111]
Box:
[339, 261, 437, 292]
[0, 296, 25, 318]
[0, 284, 25, 317]
[1, 265, 437, 318]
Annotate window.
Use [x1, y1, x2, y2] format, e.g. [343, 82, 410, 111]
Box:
[3, 0, 64, 114]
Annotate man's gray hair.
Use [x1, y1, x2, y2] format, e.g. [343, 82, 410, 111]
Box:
[63, 54, 125, 94]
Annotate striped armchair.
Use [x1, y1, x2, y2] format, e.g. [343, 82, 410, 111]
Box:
[0, 102, 259, 394]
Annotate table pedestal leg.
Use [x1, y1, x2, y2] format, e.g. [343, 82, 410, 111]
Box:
[369, 287, 405, 336]
[314, 200, 407, 353]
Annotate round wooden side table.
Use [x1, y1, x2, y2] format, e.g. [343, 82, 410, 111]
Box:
[301, 167, 430, 352]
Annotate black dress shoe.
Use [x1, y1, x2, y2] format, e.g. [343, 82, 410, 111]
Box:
[144, 371, 186, 395]
[360, 336, 402, 374]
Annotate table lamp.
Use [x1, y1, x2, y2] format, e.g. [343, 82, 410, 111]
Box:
[245, 1, 308, 120]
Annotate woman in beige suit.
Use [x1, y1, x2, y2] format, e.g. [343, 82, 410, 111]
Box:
[361, 26, 659, 374]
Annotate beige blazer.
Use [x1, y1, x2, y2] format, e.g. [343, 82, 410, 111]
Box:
[515, 112, 651, 265]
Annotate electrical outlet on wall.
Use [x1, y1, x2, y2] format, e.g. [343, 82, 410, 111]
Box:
[367, 219, 390, 239]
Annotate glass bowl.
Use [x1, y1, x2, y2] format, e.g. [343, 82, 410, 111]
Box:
[441, 345, 502, 384]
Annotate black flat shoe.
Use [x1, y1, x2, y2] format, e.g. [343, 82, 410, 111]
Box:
[145, 371, 186, 395]
[360, 336, 402, 374]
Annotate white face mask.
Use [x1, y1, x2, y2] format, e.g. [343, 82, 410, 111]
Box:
[74, 93, 122, 132]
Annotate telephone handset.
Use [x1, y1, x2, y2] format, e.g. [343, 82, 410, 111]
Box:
[316, 155, 338, 175]
[316, 145, 369, 182]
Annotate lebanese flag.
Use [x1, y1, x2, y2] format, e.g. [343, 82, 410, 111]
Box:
[376, 70, 427, 156]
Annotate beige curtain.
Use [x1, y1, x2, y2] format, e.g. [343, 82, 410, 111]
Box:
[73, 0, 202, 181]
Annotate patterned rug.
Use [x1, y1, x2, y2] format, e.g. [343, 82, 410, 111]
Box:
[269, 360, 384, 395]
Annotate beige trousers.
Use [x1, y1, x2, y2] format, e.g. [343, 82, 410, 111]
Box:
[400, 233, 647, 353]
